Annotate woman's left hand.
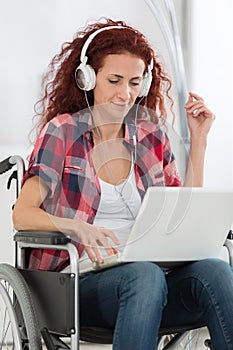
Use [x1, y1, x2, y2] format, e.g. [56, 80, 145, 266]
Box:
[185, 92, 215, 139]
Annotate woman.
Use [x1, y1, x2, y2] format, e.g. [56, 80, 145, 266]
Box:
[13, 18, 233, 349]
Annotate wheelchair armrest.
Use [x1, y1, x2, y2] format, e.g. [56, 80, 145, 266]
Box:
[14, 231, 71, 245]
[227, 229, 233, 240]
[224, 230, 233, 267]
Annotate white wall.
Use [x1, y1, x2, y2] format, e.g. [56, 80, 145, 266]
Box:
[0, 0, 177, 153]
[0, 0, 232, 264]
[190, 0, 233, 188]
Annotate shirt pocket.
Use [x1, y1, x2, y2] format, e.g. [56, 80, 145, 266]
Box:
[63, 164, 85, 173]
[63, 158, 87, 174]
[62, 158, 87, 185]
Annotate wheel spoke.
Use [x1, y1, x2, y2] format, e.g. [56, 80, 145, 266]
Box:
[0, 320, 11, 349]
[158, 328, 210, 349]
[0, 283, 22, 350]
[0, 264, 42, 350]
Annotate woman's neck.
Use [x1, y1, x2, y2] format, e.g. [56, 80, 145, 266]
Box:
[91, 106, 125, 141]
[93, 123, 124, 142]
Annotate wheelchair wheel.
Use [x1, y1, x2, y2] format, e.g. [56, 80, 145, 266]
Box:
[157, 328, 211, 349]
[0, 263, 42, 350]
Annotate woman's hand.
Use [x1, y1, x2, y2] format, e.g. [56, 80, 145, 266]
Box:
[185, 92, 215, 139]
[76, 221, 120, 263]
[184, 92, 215, 187]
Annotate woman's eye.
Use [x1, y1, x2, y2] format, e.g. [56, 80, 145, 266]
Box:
[108, 79, 140, 86]
[108, 80, 119, 84]
[130, 81, 140, 86]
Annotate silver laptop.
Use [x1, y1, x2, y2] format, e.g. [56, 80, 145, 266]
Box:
[79, 187, 233, 274]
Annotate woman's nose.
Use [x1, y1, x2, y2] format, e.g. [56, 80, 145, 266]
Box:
[117, 83, 131, 100]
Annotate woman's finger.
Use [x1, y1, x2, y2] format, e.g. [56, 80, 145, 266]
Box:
[190, 107, 208, 117]
[188, 92, 204, 102]
[103, 229, 120, 246]
[84, 245, 96, 262]
[95, 234, 118, 257]
[92, 245, 104, 263]
[185, 101, 205, 113]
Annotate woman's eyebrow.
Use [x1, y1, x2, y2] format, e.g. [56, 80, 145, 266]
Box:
[108, 74, 143, 80]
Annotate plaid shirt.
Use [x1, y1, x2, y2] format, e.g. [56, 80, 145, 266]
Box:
[23, 110, 181, 271]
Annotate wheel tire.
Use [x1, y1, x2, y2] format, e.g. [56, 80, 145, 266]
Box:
[0, 263, 42, 349]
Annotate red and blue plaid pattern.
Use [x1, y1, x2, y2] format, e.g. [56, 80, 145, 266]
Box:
[22, 110, 181, 271]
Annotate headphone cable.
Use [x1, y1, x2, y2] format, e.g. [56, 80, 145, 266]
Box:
[84, 90, 144, 220]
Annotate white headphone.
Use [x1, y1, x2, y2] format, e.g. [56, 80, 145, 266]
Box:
[75, 25, 153, 97]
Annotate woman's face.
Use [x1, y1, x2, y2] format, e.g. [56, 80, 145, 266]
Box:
[93, 53, 145, 123]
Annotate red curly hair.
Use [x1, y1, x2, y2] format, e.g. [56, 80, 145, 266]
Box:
[34, 18, 173, 134]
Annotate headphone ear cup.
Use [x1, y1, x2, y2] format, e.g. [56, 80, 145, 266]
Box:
[138, 72, 153, 98]
[75, 62, 96, 91]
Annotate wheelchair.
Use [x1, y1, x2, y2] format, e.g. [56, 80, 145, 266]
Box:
[0, 155, 233, 350]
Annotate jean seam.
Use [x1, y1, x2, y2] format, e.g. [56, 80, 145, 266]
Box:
[112, 273, 133, 350]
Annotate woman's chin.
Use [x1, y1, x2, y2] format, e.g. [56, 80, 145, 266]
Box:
[94, 103, 131, 122]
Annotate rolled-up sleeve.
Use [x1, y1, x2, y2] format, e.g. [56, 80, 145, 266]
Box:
[22, 121, 65, 197]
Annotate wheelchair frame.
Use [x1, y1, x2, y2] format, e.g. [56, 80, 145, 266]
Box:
[1, 155, 232, 350]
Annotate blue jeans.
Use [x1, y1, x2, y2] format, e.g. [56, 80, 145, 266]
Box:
[79, 259, 233, 350]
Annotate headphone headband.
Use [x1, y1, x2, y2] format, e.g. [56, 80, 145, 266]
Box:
[80, 25, 126, 63]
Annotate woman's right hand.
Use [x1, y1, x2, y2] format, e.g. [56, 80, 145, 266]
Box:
[76, 221, 120, 263]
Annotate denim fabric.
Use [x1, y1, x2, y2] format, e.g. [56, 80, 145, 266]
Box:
[80, 259, 233, 350]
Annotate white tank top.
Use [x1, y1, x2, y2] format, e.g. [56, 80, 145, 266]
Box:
[79, 164, 141, 263]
